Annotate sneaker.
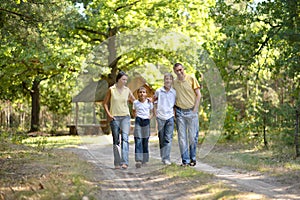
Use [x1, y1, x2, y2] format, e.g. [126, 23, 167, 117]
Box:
[190, 160, 196, 167]
[115, 165, 121, 169]
[135, 161, 142, 168]
[163, 160, 171, 165]
[121, 164, 128, 169]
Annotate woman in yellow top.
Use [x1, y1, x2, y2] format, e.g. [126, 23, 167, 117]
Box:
[103, 71, 135, 169]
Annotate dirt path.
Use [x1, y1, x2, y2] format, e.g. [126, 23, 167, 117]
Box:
[67, 135, 300, 200]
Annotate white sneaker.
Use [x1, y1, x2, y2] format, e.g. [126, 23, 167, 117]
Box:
[163, 160, 171, 165]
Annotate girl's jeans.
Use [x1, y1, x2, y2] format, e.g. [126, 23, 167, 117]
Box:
[134, 117, 150, 163]
[110, 115, 130, 166]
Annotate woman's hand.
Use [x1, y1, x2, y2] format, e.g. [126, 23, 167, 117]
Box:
[107, 115, 115, 122]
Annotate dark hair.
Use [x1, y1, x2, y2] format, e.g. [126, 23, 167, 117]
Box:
[116, 71, 128, 82]
[137, 86, 147, 93]
[173, 63, 183, 69]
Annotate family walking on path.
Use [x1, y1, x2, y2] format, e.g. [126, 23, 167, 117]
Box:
[103, 62, 201, 169]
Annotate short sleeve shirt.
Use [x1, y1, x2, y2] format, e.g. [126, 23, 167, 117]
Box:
[173, 74, 200, 109]
[154, 87, 176, 120]
[110, 85, 130, 116]
[133, 99, 153, 119]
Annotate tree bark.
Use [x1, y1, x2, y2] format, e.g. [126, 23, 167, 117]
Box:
[29, 79, 40, 132]
[295, 108, 299, 157]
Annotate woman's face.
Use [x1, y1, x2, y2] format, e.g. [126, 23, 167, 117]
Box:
[118, 75, 128, 85]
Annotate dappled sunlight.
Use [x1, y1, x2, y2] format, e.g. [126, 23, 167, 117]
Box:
[189, 182, 268, 200]
[22, 135, 82, 149]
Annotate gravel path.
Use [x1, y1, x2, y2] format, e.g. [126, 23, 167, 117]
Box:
[67, 135, 300, 200]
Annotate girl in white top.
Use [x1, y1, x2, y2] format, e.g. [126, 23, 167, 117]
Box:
[132, 86, 153, 168]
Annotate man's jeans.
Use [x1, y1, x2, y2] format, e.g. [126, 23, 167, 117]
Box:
[175, 107, 199, 164]
[110, 116, 130, 166]
[157, 117, 174, 162]
[134, 117, 150, 163]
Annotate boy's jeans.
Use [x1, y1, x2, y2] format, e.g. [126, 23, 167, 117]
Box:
[110, 116, 130, 166]
[175, 107, 199, 164]
[157, 117, 174, 162]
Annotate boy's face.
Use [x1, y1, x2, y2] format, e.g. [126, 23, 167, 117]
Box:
[164, 76, 173, 88]
[138, 89, 147, 99]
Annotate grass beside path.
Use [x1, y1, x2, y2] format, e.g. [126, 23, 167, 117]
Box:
[0, 135, 98, 200]
[1, 134, 299, 199]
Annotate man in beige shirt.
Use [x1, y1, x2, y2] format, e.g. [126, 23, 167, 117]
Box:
[173, 63, 201, 167]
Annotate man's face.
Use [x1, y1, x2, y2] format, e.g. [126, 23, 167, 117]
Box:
[174, 65, 185, 78]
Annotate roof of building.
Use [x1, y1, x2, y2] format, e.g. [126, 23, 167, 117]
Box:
[72, 76, 154, 102]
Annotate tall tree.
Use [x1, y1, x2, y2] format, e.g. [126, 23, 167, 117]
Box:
[0, 0, 84, 131]
[74, 0, 217, 85]
[210, 0, 300, 150]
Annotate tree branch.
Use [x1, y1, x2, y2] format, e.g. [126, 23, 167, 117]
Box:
[0, 8, 37, 22]
[253, 25, 282, 57]
[114, 0, 140, 12]
[76, 26, 108, 38]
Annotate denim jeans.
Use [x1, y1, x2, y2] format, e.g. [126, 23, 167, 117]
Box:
[110, 116, 130, 166]
[134, 117, 150, 163]
[175, 107, 199, 164]
[157, 117, 174, 162]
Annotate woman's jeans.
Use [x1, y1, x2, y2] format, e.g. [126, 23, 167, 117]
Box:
[157, 117, 174, 162]
[134, 117, 150, 163]
[110, 116, 130, 166]
[175, 107, 199, 164]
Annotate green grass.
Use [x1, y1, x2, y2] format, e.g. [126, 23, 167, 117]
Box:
[0, 135, 98, 200]
[158, 164, 268, 199]
[202, 142, 300, 177]
[22, 135, 82, 149]
[162, 163, 213, 180]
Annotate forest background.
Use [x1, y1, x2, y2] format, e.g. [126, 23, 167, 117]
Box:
[0, 0, 299, 158]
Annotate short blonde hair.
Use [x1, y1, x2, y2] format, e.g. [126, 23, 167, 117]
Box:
[164, 72, 173, 80]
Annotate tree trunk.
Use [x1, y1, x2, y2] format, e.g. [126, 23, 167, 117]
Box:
[29, 79, 40, 132]
[263, 114, 268, 149]
[295, 108, 299, 157]
[106, 27, 119, 86]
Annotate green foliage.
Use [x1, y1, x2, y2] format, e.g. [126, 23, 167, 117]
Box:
[222, 105, 243, 141]
[0, 0, 299, 155]
[207, 0, 299, 155]
[0, 0, 89, 130]
[0, 130, 28, 145]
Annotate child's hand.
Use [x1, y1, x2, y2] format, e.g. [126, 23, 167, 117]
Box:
[147, 97, 153, 102]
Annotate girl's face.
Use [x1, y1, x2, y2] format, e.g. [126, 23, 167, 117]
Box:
[118, 75, 128, 85]
[138, 89, 147, 100]
[164, 76, 173, 88]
